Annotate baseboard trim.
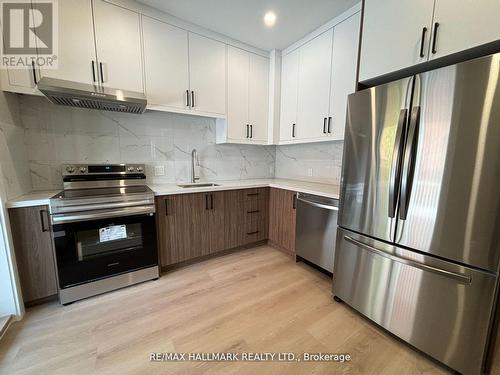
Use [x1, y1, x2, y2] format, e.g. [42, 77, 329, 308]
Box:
[161, 240, 268, 273]
[0, 315, 14, 340]
[24, 294, 58, 308]
[267, 240, 295, 258]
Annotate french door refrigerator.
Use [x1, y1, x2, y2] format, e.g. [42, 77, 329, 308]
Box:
[333, 53, 500, 375]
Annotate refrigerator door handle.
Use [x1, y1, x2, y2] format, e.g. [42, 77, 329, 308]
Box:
[399, 106, 421, 220]
[388, 109, 408, 218]
[344, 235, 472, 284]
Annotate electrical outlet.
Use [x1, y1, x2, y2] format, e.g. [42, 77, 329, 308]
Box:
[307, 168, 313, 177]
[154, 165, 165, 176]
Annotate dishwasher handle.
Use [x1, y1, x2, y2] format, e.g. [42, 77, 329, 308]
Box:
[296, 197, 339, 211]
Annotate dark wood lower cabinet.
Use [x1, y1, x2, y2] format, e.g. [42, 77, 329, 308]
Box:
[157, 188, 271, 268]
[8, 205, 58, 304]
[157, 193, 209, 266]
[268, 188, 297, 254]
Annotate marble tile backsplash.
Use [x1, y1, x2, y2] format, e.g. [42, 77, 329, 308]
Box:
[0, 92, 31, 200]
[19, 96, 276, 190]
[275, 141, 344, 185]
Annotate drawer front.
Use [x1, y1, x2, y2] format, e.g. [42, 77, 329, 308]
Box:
[333, 228, 497, 375]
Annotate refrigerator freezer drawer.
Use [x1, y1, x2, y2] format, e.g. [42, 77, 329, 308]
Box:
[333, 228, 498, 375]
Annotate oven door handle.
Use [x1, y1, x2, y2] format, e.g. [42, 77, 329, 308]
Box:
[51, 199, 155, 214]
[51, 205, 155, 224]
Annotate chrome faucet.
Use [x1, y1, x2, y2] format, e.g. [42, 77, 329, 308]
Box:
[191, 148, 200, 183]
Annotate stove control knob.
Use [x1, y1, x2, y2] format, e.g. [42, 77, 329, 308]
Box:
[136, 166, 144, 173]
[79, 167, 87, 174]
[66, 166, 75, 174]
[127, 166, 135, 173]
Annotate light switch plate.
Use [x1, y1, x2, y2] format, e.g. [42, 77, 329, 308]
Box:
[307, 168, 313, 177]
[154, 165, 165, 176]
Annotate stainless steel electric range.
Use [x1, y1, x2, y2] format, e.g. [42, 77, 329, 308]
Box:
[49, 164, 159, 305]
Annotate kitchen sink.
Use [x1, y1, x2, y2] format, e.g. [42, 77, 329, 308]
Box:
[177, 183, 220, 188]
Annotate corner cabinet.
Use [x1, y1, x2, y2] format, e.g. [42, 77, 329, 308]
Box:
[217, 47, 269, 144]
[359, 0, 500, 83]
[278, 11, 361, 144]
[8, 206, 58, 305]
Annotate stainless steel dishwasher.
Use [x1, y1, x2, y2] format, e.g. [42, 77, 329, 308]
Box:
[295, 193, 339, 273]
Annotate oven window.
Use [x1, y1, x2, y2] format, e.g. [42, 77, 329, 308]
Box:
[75, 223, 143, 261]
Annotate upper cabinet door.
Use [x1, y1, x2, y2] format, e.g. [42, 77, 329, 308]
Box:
[37, 0, 97, 84]
[430, 0, 500, 60]
[93, 0, 144, 93]
[248, 53, 269, 143]
[279, 49, 300, 142]
[227, 46, 249, 141]
[359, 0, 435, 82]
[142, 16, 189, 109]
[189, 33, 226, 116]
[296, 29, 333, 140]
[329, 13, 360, 140]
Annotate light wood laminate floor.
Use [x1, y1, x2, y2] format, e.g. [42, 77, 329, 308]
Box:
[0, 246, 452, 374]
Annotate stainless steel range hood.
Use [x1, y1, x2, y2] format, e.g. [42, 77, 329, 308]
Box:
[37, 77, 147, 114]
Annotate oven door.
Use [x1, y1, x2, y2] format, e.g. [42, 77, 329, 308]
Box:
[53, 213, 158, 289]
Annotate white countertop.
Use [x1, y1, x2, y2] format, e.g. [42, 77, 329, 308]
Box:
[6, 190, 60, 209]
[6, 179, 340, 209]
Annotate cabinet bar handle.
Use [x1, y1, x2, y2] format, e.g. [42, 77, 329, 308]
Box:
[247, 210, 260, 214]
[431, 22, 439, 54]
[191, 91, 195, 107]
[210, 194, 214, 210]
[246, 124, 249, 138]
[91, 61, 97, 83]
[99, 62, 105, 83]
[164, 199, 168, 216]
[327, 117, 332, 133]
[247, 193, 259, 196]
[419, 27, 428, 58]
[292, 123, 296, 138]
[31, 61, 37, 85]
[323, 118, 327, 134]
[186, 90, 190, 107]
[247, 231, 259, 235]
[39, 209, 48, 232]
[292, 194, 297, 209]
[250, 125, 253, 139]
[205, 194, 209, 210]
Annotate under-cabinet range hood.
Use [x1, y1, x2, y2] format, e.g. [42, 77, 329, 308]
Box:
[37, 77, 147, 114]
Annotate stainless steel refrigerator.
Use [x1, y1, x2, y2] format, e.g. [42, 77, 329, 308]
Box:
[333, 53, 500, 375]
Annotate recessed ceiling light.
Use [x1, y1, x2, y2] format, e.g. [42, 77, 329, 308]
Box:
[264, 11, 276, 27]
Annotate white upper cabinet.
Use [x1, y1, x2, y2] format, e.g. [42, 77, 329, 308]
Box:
[279, 48, 300, 142]
[93, 0, 144, 93]
[142, 16, 189, 109]
[223, 46, 269, 144]
[360, 0, 500, 82]
[359, 0, 435, 82]
[188, 33, 226, 116]
[37, 0, 97, 85]
[329, 13, 361, 140]
[227, 46, 250, 141]
[248, 53, 269, 143]
[296, 29, 333, 140]
[430, 0, 500, 60]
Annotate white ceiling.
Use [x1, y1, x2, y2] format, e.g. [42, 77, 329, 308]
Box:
[137, 0, 360, 51]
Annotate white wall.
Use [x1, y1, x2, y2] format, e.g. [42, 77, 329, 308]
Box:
[0, 92, 25, 317]
[20, 96, 276, 190]
[275, 141, 343, 185]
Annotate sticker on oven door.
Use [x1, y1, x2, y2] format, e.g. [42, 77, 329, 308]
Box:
[99, 225, 127, 242]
